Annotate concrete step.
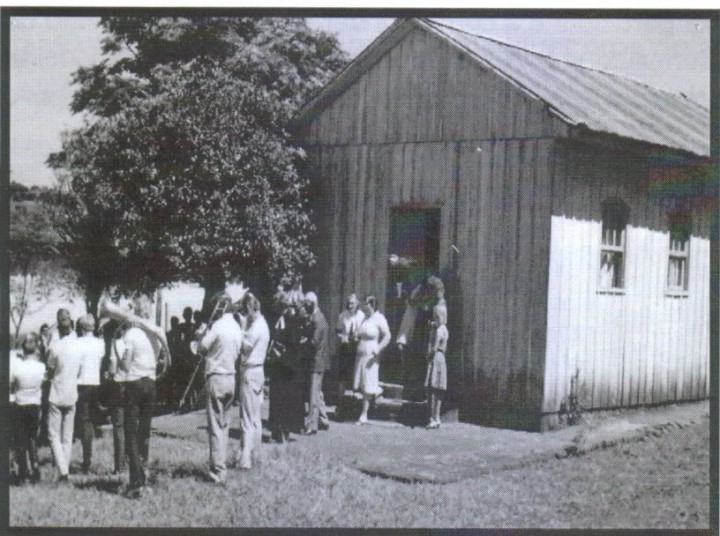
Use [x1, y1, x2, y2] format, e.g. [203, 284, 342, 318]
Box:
[336, 391, 458, 426]
[378, 382, 404, 400]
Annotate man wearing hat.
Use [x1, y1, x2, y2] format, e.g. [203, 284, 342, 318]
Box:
[74, 313, 105, 473]
[302, 291, 331, 435]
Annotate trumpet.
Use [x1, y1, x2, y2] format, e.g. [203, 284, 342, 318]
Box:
[98, 298, 172, 381]
[189, 294, 234, 355]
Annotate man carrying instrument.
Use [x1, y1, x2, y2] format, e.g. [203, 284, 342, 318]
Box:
[116, 303, 159, 498]
[197, 292, 242, 484]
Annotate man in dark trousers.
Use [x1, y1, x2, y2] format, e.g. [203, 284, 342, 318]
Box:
[301, 291, 330, 435]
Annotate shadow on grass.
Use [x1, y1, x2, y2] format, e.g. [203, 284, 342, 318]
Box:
[170, 466, 214, 483]
[74, 478, 125, 494]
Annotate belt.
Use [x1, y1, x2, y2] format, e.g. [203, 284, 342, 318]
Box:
[206, 372, 235, 378]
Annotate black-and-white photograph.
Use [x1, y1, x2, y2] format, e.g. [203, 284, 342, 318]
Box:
[5, 7, 715, 529]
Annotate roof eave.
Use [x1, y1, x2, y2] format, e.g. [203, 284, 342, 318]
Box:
[293, 18, 412, 127]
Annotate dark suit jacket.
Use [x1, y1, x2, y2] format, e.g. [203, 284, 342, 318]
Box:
[306, 309, 330, 373]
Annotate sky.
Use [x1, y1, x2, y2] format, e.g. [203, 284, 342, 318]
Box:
[9, 15, 711, 188]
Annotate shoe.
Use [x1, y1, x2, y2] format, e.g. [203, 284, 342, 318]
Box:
[207, 471, 226, 485]
[356, 416, 369, 426]
[30, 469, 41, 484]
[234, 454, 251, 471]
[124, 486, 142, 499]
[57, 474, 70, 484]
[318, 422, 330, 431]
[81, 463, 91, 475]
[426, 421, 440, 429]
[302, 429, 317, 436]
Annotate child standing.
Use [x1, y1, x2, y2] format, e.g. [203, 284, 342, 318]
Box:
[425, 304, 448, 429]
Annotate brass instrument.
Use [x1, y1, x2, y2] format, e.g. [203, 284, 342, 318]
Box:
[98, 298, 172, 381]
[188, 294, 234, 356]
[178, 293, 233, 412]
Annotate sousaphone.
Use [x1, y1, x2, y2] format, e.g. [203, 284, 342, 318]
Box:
[98, 298, 172, 381]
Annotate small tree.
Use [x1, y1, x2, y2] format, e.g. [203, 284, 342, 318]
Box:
[9, 191, 79, 340]
[50, 16, 347, 312]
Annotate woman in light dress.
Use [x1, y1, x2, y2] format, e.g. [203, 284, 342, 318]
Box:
[425, 304, 448, 429]
[353, 295, 391, 425]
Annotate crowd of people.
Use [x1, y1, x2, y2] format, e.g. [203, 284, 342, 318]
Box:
[9, 278, 449, 498]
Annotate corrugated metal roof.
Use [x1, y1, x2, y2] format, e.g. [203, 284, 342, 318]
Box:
[419, 19, 709, 157]
[297, 18, 710, 157]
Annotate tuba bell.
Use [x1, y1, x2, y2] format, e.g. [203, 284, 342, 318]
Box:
[98, 298, 172, 381]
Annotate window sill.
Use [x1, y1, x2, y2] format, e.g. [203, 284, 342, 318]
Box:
[596, 289, 625, 295]
[665, 291, 689, 298]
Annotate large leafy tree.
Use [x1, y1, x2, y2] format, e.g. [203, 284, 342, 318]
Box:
[50, 16, 346, 314]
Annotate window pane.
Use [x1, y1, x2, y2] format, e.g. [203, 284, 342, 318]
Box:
[600, 251, 624, 289]
[668, 257, 687, 290]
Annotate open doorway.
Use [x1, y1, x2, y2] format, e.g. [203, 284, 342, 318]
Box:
[384, 207, 441, 384]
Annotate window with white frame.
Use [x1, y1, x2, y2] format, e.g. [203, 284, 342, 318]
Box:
[667, 211, 691, 293]
[599, 198, 629, 291]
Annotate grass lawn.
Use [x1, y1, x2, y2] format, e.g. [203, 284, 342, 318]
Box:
[9, 408, 709, 528]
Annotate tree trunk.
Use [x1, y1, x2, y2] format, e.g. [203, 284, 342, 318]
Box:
[200, 271, 227, 319]
[85, 286, 103, 324]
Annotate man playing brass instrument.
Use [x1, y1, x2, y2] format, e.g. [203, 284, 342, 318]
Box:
[197, 292, 242, 484]
[103, 299, 162, 498]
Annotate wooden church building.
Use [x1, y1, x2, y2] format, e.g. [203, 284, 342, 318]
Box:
[294, 18, 712, 430]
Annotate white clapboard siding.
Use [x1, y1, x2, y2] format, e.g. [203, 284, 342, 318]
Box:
[544, 215, 710, 414]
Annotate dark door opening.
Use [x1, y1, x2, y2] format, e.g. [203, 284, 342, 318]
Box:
[384, 207, 441, 384]
[387, 208, 441, 297]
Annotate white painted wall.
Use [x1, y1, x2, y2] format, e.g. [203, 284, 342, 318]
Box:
[544, 215, 710, 414]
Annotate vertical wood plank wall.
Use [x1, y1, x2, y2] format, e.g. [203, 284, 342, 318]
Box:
[301, 26, 564, 428]
[543, 143, 711, 418]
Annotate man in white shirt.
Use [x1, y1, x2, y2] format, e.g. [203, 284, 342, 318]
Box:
[198, 292, 243, 484]
[74, 313, 105, 474]
[40, 308, 77, 447]
[235, 292, 270, 470]
[10, 333, 46, 484]
[118, 318, 158, 498]
[46, 317, 84, 482]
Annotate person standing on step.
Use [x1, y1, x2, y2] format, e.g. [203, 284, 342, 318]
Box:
[425, 304, 448, 429]
[336, 293, 363, 400]
[353, 295, 391, 425]
[301, 291, 331, 435]
[74, 313, 105, 473]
